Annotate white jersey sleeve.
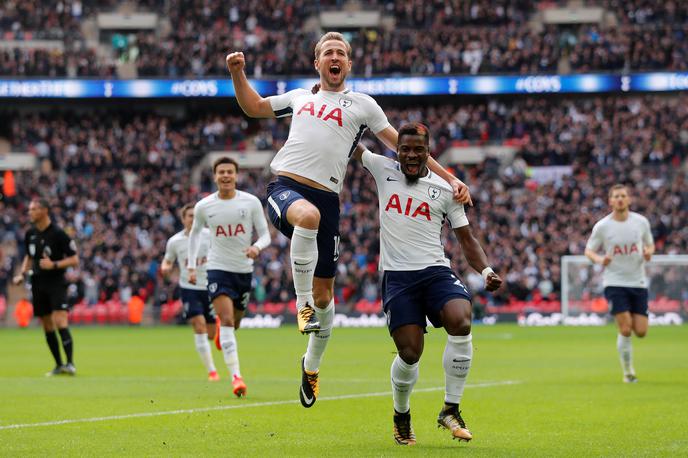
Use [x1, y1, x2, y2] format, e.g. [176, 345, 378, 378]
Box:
[187, 201, 207, 269]
[446, 200, 469, 229]
[361, 148, 390, 175]
[267, 89, 309, 118]
[359, 93, 390, 134]
[251, 197, 271, 250]
[163, 237, 177, 264]
[641, 215, 654, 246]
[585, 220, 604, 252]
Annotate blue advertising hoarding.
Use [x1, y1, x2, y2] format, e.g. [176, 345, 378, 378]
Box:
[0, 72, 687, 98]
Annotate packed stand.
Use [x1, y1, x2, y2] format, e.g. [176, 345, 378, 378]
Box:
[6, 0, 688, 77]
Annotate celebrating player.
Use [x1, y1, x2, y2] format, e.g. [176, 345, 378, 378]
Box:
[13, 198, 79, 376]
[353, 124, 502, 445]
[188, 157, 270, 397]
[585, 184, 654, 383]
[226, 31, 471, 408]
[162, 204, 219, 382]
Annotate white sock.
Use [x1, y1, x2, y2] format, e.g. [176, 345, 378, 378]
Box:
[391, 355, 419, 414]
[290, 226, 318, 306]
[443, 334, 473, 404]
[304, 299, 334, 372]
[617, 334, 634, 376]
[220, 326, 241, 378]
[194, 333, 216, 373]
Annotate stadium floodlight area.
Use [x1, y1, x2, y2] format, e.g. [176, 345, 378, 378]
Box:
[561, 255, 688, 322]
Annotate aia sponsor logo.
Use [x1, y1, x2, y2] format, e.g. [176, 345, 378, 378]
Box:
[215, 224, 246, 237]
[296, 102, 343, 126]
[612, 243, 639, 256]
[384, 194, 431, 221]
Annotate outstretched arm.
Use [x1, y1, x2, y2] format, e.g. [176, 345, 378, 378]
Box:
[226, 52, 276, 118]
[374, 126, 473, 205]
[453, 225, 502, 291]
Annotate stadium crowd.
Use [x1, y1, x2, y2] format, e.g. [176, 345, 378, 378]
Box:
[3, 1, 688, 78]
[1, 93, 687, 316]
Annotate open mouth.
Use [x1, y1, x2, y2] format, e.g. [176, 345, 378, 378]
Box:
[329, 64, 341, 75]
[405, 163, 420, 175]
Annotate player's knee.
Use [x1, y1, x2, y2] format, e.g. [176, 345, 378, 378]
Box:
[634, 329, 647, 338]
[444, 308, 472, 336]
[619, 328, 632, 337]
[398, 347, 421, 365]
[219, 316, 235, 327]
[292, 206, 320, 229]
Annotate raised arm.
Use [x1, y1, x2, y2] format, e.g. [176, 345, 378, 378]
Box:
[453, 225, 502, 291]
[375, 126, 473, 205]
[226, 52, 276, 118]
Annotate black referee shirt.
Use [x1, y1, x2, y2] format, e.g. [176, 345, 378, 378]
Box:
[24, 223, 77, 284]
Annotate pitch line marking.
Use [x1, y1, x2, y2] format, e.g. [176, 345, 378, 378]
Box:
[0, 380, 520, 431]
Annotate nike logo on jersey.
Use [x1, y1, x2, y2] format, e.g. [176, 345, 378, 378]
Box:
[386, 177, 398, 181]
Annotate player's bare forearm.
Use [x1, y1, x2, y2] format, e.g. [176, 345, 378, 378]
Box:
[20, 255, 30, 274]
[454, 226, 489, 273]
[226, 52, 274, 118]
[585, 249, 604, 265]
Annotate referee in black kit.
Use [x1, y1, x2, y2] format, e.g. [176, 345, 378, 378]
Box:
[13, 198, 79, 376]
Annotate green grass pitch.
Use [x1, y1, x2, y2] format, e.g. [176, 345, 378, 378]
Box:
[1, 324, 687, 456]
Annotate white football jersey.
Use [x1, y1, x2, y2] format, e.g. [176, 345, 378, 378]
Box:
[188, 191, 271, 274]
[268, 88, 390, 193]
[164, 229, 210, 290]
[586, 212, 654, 288]
[362, 150, 468, 271]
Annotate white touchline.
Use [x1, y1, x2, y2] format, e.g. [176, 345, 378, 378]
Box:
[0, 380, 520, 431]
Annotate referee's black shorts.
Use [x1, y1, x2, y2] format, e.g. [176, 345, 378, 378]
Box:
[31, 281, 70, 317]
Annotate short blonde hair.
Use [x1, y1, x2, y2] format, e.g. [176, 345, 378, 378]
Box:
[314, 32, 352, 59]
[608, 183, 629, 198]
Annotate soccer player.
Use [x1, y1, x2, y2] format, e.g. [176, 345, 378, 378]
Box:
[162, 203, 219, 382]
[12, 198, 79, 376]
[585, 184, 654, 383]
[353, 124, 502, 445]
[226, 31, 471, 408]
[187, 157, 270, 397]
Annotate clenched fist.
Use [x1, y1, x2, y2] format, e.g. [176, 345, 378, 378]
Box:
[226, 52, 245, 74]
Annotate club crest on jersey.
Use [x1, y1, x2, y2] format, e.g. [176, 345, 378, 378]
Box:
[428, 186, 441, 200]
[209, 283, 218, 293]
[278, 191, 291, 201]
[339, 98, 352, 108]
[239, 208, 247, 218]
